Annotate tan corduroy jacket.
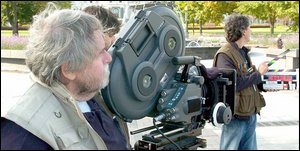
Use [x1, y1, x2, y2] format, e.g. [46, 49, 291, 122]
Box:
[2, 73, 130, 149]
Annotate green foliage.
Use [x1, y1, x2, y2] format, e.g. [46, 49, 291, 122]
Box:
[175, 1, 236, 35]
[234, 1, 299, 34]
[202, 1, 237, 25]
[1, 1, 71, 28]
[284, 1, 299, 32]
[175, 1, 237, 25]
[174, 1, 299, 35]
[1, 1, 8, 27]
[53, 1, 72, 9]
[1, 1, 46, 27]
[16, 2, 48, 26]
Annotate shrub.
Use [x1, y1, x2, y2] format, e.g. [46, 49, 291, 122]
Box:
[1, 36, 28, 50]
[249, 33, 299, 49]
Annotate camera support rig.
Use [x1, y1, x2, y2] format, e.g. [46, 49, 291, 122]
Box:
[132, 121, 207, 150]
[101, 5, 236, 150]
[131, 56, 234, 150]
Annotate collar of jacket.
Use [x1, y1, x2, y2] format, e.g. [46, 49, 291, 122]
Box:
[29, 73, 83, 117]
[230, 42, 250, 54]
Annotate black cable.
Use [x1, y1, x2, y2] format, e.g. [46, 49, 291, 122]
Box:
[153, 118, 182, 150]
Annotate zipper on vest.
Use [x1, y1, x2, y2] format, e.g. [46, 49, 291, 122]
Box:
[253, 85, 257, 91]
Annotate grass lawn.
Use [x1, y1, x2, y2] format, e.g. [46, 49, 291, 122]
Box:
[189, 25, 294, 35]
[1, 25, 298, 50]
[1, 25, 295, 37]
[1, 30, 29, 37]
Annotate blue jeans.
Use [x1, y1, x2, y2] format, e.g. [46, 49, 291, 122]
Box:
[219, 113, 257, 150]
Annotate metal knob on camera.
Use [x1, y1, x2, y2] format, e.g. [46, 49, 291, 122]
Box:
[212, 102, 232, 127]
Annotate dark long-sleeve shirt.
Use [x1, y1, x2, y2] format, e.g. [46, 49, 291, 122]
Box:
[1, 98, 128, 150]
[215, 52, 262, 92]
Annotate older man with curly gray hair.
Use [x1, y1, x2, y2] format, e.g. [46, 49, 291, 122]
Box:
[1, 3, 131, 150]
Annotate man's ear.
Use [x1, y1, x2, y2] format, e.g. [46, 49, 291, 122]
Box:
[61, 63, 76, 80]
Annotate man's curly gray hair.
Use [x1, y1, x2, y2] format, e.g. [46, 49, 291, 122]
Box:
[25, 2, 103, 86]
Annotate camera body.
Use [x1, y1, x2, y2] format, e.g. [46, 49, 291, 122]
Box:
[101, 5, 236, 150]
[102, 5, 185, 121]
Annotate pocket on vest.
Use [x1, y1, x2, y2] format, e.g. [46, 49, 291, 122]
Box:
[255, 92, 266, 112]
[235, 94, 255, 116]
[54, 128, 82, 149]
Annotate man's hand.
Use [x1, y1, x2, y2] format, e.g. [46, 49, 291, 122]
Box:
[258, 61, 269, 75]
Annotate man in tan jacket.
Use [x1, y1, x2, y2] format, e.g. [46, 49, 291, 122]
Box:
[1, 2, 130, 150]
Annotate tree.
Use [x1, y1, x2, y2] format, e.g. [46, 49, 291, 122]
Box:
[176, 2, 207, 35]
[2, 1, 46, 33]
[202, 1, 237, 25]
[235, 1, 293, 35]
[175, 1, 236, 35]
[12, 1, 18, 36]
[2, 1, 20, 36]
[283, 1, 299, 32]
[1, 1, 71, 36]
[1, 1, 9, 27]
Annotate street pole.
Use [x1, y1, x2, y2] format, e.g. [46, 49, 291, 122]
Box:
[185, 5, 189, 39]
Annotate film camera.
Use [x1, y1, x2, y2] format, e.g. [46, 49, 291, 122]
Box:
[102, 5, 236, 150]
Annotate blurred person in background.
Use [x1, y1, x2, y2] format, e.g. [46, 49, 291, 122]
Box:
[83, 5, 122, 47]
[276, 34, 283, 49]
